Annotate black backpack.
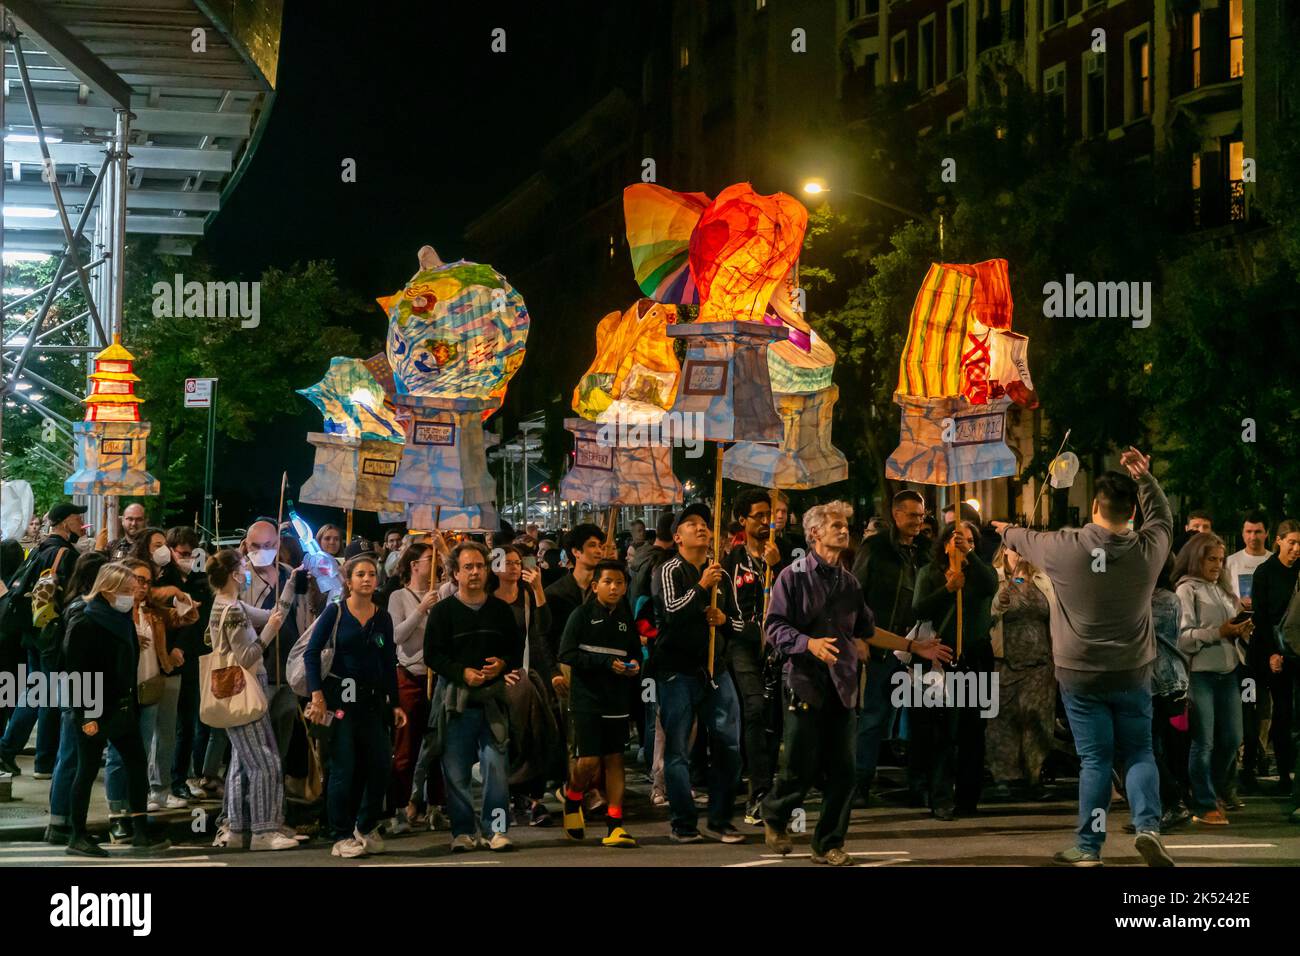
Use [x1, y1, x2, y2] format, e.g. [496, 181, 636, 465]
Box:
[0, 549, 46, 656]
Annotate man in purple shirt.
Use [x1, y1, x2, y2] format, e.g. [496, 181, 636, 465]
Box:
[761, 501, 950, 865]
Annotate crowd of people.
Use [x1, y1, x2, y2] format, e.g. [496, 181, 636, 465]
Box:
[0, 452, 1297, 865]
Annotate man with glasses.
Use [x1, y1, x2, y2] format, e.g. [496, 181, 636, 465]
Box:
[850, 489, 927, 806]
[723, 488, 786, 825]
[107, 502, 148, 560]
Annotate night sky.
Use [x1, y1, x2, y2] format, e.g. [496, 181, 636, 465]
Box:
[197, 2, 635, 534]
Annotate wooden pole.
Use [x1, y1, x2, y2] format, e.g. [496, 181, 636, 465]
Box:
[762, 488, 778, 630]
[606, 505, 618, 557]
[345, 508, 354, 548]
[707, 444, 725, 678]
[950, 482, 963, 660]
[427, 504, 441, 699]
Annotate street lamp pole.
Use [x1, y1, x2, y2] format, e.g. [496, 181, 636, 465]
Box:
[804, 180, 945, 257]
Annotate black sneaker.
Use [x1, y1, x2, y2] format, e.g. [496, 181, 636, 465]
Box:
[933, 806, 957, 821]
[43, 824, 71, 846]
[66, 836, 109, 858]
[669, 828, 704, 844]
[529, 802, 552, 828]
[109, 819, 131, 844]
[1160, 806, 1191, 830]
[0, 754, 20, 775]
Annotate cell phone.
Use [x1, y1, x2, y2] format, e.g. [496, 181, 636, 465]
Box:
[1231, 611, 1253, 625]
[522, 556, 538, 571]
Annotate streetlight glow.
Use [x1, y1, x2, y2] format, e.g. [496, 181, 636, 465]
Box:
[802, 177, 829, 196]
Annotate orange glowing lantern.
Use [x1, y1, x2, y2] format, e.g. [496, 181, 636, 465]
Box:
[83, 335, 144, 423]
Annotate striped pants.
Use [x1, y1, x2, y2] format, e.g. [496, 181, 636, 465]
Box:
[224, 680, 284, 835]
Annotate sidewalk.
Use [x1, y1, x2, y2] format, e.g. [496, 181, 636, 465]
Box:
[0, 752, 200, 842]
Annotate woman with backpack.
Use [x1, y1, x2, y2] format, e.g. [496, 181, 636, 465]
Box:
[304, 555, 405, 858]
[206, 549, 298, 851]
[63, 562, 171, 857]
[1174, 532, 1251, 826]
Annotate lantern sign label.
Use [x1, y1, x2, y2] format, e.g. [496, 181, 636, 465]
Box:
[184, 377, 215, 408]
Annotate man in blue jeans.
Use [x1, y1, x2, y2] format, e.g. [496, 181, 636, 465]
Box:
[651, 504, 746, 844]
[0, 504, 82, 778]
[994, 447, 1175, 867]
[423, 541, 524, 853]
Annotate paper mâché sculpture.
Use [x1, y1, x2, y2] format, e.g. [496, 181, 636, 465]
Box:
[297, 354, 407, 514]
[886, 258, 1038, 486]
[66, 335, 160, 496]
[384, 247, 520, 512]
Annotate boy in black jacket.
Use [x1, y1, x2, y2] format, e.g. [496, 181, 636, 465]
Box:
[558, 560, 641, 847]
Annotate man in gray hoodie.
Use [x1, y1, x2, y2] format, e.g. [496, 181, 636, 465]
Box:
[992, 446, 1174, 867]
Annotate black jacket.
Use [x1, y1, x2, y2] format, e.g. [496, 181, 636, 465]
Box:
[851, 526, 922, 653]
[558, 597, 641, 714]
[64, 595, 138, 723]
[1248, 553, 1300, 669]
[914, 549, 999, 665]
[650, 553, 743, 677]
[423, 594, 524, 688]
[543, 573, 587, 675]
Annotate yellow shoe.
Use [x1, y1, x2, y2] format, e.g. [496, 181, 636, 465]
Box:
[601, 826, 638, 848]
[563, 808, 585, 841]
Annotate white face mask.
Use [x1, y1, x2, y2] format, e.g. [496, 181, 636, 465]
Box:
[112, 593, 135, 613]
[248, 546, 278, 568]
[176, 557, 194, 573]
[152, 546, 172, 567]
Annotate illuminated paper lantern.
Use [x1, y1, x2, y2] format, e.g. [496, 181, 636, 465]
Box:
[298, 433, 406, 513]
[380, 247, 529, 409]
[623, 184, 710, 304]
[1049, 451, 1081, 489]
[887, 259, 1036, 486]
[67, 337, 158, 495]
[83, 336, 143, 423]
[297, 357, 404, 441]
[724, 387, 848, 490]
[572, 299, 680, 421]
[400, 502, 499, 531]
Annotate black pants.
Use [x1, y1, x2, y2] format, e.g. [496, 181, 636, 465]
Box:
[908, 690, 986, 812]
[1272, 664, 1294, 783]
[729, 640, 774, 799]
[171, 660, 200, 790]
[761, 693, 856, 854]
[1151, 694, 1189, 810]
[71, 704, 148, 837]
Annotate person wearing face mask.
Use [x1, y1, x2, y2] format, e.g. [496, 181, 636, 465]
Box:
[238, 519, 307, 763]
[63, 562, 171, 856]
[103, 556, 198, 826]
[154, 526, 214, 802]
[0, 502, 83, 779]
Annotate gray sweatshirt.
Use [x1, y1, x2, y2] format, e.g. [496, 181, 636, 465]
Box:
[1001, 471, 1172, 691]
[1174, 577, 1240, 674]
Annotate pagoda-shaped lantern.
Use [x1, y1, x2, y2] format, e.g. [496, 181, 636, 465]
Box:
[65, 336, 159, 495]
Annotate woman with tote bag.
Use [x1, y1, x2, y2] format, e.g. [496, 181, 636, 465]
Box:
[204, 549, 298, 851]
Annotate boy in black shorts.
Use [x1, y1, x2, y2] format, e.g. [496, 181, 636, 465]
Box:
[558, 560, 642, 847]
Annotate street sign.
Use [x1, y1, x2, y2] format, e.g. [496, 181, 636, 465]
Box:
[184, 377, 216, 408]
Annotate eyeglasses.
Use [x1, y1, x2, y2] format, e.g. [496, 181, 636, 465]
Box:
[131, 575, 151, 585]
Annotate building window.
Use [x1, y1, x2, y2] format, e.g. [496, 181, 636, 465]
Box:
[919, 16, 936, 90]
[1083, 52, 1106, 138]
[847, 0, 879, 17]
[1126, 30, 1150, 121]
[679, 45, 690, 70]
[1043, 63, 1066, 130]
[948, 1, 967, 78]
[891, 31, 908, 83]
[755, 0, 767, 10]
[1191, 11, 1201, 89]
[1227, 138, 1245, 220]
[1228, 0, 1243, 78]
[1044, 0, 1065, 28]
[1191, 153, 1202, 227]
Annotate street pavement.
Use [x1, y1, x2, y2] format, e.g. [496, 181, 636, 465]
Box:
[2, 752, 1297, 868]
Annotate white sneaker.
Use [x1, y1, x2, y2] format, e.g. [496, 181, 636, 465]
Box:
[354, 826, 386, 855]
[279, 825, 309, 842]
[651, 790, 668, 807]
[389, 815, 411, 835]
[163, 794, 188, 810]
[212, 824, 231, 848]
[250, 831, 299, 851]
[186, 778, 206, 799]
[33, 771, 52, 780]
[331, 837, 368, 858]
[146, 799, 163, 812]
[487, 832, 513, 852]
[449, 834, 478, 853]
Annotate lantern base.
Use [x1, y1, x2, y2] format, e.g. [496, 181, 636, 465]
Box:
[723, 386, 848, 490]
[389, 395, 496, 508]
[65, 421, 160, 497]
[559, 418, 683, 506]
[665, 320, 787, 443]
[299, 432, 406, 513]
[885, 395, 1017, 486]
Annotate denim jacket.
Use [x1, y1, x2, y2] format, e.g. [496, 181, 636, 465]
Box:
[1150, 588, 1188, 699]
